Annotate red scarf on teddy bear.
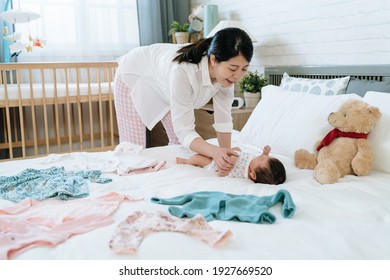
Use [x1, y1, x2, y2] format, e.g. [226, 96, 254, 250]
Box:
[316, 128, 369, 151]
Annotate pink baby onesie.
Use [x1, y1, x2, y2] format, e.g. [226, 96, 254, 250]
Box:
[0, 192, 138, 260]
[109, 211, 233, 255]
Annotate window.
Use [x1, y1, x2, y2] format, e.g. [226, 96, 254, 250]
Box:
[15, 0, 139, 61]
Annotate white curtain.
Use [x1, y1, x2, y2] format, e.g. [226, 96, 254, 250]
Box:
[14, 0, 140, 62]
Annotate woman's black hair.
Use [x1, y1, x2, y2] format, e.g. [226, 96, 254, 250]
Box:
[173, 27, 253, 64]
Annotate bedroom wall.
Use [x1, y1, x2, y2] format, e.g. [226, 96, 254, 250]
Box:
[191, 0, 390, 70]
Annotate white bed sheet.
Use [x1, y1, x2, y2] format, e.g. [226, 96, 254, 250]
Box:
[1, 139, 390, 260]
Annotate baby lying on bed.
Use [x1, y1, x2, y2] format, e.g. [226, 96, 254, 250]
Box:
[176, 145, 286, 185]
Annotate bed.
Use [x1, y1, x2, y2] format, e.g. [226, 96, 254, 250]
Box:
[1, 65, 390, 262]
[0, 62, 119, 161]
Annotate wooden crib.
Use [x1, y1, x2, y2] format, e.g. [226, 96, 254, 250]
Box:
[0, 61, 119, 161]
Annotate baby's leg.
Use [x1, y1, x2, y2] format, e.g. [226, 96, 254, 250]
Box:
[176, 154, 212, 167]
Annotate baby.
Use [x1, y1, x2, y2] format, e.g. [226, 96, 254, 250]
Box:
[176, 145, 286, 185]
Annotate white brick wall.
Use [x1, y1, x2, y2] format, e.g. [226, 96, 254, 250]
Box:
[191, 0, 390, 69]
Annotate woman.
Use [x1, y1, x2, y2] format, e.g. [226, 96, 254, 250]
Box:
[114, 27, 253, 173]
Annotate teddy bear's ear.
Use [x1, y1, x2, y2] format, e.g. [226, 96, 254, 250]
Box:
[369, 106, 381, 121]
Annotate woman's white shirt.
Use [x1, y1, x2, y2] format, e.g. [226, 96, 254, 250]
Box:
[116, 43, 234, 149]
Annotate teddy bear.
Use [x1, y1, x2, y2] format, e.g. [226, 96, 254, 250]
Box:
[294, 99, 381, 184]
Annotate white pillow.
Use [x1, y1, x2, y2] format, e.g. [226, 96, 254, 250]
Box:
[280, 72, 350, 95]
[240, 85, 363, 158]
[363, 91, 390, 173]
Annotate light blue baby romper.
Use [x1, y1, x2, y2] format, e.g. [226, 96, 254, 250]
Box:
[151, 189, 295, 224]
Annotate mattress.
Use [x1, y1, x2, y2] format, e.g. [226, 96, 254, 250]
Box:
[0, 82, 113, 100]
[1, 138, 389, 260]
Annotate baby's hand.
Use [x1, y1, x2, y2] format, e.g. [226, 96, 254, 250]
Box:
[232, 147, 241, 151]
[217, 169, 229, 177]
[263, 145, 271, 155]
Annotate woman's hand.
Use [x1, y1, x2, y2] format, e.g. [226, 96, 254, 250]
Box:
[213, 147, 239, 174]
[189, 137, 237, 175]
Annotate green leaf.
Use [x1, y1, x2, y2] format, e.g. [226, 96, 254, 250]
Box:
[168, 20, 190, 35]
[238, 70, 269, 93]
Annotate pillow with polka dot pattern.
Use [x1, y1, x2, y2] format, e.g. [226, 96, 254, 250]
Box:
[280, 72, 350, 95]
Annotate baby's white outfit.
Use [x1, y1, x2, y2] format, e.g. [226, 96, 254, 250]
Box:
[206, 151, 256, 179]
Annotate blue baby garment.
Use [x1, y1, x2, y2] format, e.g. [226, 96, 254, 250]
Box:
[151, 189, 295, 224]
[0, 166, 112, 202]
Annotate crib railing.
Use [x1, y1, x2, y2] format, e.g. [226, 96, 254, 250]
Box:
[0, 61, 119, 161]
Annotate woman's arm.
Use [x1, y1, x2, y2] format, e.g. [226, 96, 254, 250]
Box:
[216, 131, 231, 148]
[211, 86, 237, 173]
[190, 137, 238, 172]
[169, 66, 202, 148]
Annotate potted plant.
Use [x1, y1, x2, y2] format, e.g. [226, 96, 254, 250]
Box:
[238, 70, 268, 108]
[168, 20, 190, 44]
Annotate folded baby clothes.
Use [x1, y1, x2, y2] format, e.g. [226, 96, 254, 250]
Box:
[116, 159, 166, 176]
[39, 142, 165, 175]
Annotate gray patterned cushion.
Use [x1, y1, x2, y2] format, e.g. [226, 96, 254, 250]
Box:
[280, 72, 350, 95]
